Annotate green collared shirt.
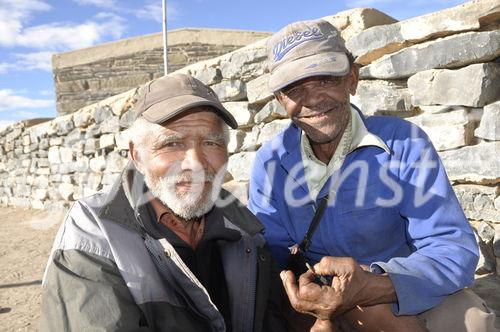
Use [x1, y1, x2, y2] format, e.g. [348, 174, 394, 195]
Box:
[300, 106, 390, 200]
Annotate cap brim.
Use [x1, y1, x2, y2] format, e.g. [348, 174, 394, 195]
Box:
[268, 52, 350, 92]
[142, 94, 238, 129]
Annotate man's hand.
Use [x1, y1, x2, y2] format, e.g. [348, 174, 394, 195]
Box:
[280, 256, 397, 320]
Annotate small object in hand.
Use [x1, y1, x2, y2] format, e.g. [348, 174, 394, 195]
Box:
[306, 262, 329, 285]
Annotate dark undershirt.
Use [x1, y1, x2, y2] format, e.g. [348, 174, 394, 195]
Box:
[141, 204, 239, 331]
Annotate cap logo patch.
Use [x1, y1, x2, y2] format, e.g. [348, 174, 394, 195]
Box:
[273, 26, 324, 62]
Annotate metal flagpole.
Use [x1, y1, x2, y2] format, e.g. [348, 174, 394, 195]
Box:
[162, 0, 168, 75]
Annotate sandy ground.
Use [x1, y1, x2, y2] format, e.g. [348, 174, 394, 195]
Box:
[0, 206, 499, 331]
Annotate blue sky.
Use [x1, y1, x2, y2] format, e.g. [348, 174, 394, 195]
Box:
[0, 0, 467, 128]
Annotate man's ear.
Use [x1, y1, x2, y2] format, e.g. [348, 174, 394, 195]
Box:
[347, 64, 360, 96]
[129, 141, 145, 174]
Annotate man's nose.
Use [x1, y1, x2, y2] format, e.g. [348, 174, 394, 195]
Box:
[181, 146, 205, 172]
[300, 87, 324, 108]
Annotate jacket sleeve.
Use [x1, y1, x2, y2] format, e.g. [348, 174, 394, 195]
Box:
[248, 154, 293, 268]
[371, 125, 479, 315]
[41, 248, 151, 331]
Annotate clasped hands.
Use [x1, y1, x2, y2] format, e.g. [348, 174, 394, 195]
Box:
[280, 256, 374, 321]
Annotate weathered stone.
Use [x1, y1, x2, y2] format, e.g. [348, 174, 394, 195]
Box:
[59, 183, 74, 200]
[106, 151, 129, 173]
[85, 124, 101, 138]
[211, 80, 247, 102]
[49, 137, 63, 146]
[21, 135, 30, 146]
[223, 102, 254, 128]
[92, 106, 113, 124]
[246, 74, 273, 105]
[89, 155, 106, 172]
[475, 232, 496, 275]
[100, 116, 120, 134]
[241, 126, 261, 151]
[478, 222, 496, 243]
[254, 99, 287, 124]
[220, 43, 267, 80]
[494, 226, 500, 257]
[352, 80, 412, 116]
[440, 143, 500, 185]
[73, 109, 93, 128]
[65, 128, 83, 146]
[475, 101, 500, 141]
[119, 110, 136, 129]
[31, 200, 45, 210]
[48, 146, 61, 164]
[84, 139, 98, 155]
[222, 180, 249, 205]
[102, 172, 119, 185]
[454, 185, 500, 223]
[360, 30, 500, 79]
[6, 128, 22, 142]
[227, 152, 256, 182]
[36, 167, 50, 175]
[61, 174, 72, 184]
[322, 8, 397, 42]
[257, 119, 291, 146]
[228, 130, 246, 154]
[87, 173, 102, 191]
[408, 63, 500, 107]
[115, 128, 132, 150]
[406, 109, 474, 151]
[99, 134, 115, 149]
[59, 147, 74, 163]
[51, 115, 74, 135]
[193, 67, 222, 85]
[33, 175, 49, 189]
[347, 0, 500, 65]
[21, 159, 31, 168]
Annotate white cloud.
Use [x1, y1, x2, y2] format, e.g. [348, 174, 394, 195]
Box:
[1, 12, 126, 51]
[14, 51, 53, 71]
[135, 2, 178, 23]
[39, 89, 54, 96]
[72, 0, 116, 8]
[0, 89, 53, 112]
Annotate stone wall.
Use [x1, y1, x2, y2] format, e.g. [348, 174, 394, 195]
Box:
[1, 2, 499, 274]
[53, 28, 271, 115]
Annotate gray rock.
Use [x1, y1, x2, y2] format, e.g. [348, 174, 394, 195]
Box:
[100, 116, 120, 134]
[115, 129, 132, 151]
[227, 152, 256, 182]
[33, 176, 49, 189]
[246, 74, 273, 105]
[73, 110, 93, 128]
[257, 119, 291, 146]
[360, 30, 500, 79]
[406, 109, 474, 151]
[475, 232, 496, 275]
[49, 137, 63, 146]
[475, 101, 500, 141]
[89, 155, 106, 172]
[220, 46, 267, 80]
[87, 173, 102, 191]
[93, 106, 114, 124]
[65, 128, 84, 145]
[228, 130, 246, 154]
[6, 128, 22, 142]
[52, 115, 75, 135]
[85, 124, 101, 138]
[478, 222, 496, 243]
[241, 126, 261, 151]
[347, 0, 500, 65]
[59, 183, 74, 200]
[408, 62, 500, 107]
[102, 172, 119, 185]
[254, 99, 287, 124]
[59, 147, 74, 163]
[84, 139, 99, 155]
[223, 102, 254, 128]
[119, 109, 136, 129]
[440, 142, 500, 185]
[48, 146, 61, 164]
[351, 79, 412, 116]
[211, 80, 247, 102]
[99, 134, 115, 149]
[193, 67, 222, 85]
[106, 151, 129, 173]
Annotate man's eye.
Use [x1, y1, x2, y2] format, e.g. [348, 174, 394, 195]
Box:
[204, 140, 222, 147]
[283, 87, 302, 99]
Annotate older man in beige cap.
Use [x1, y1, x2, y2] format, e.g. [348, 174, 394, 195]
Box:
[41, 73, 287, 332]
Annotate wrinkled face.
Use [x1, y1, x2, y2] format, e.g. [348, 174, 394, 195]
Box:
[131, 108, 228, 220]
[275, 67, 359, 144]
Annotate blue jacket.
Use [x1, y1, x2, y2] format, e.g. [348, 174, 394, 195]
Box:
[248, 114, 479, 315]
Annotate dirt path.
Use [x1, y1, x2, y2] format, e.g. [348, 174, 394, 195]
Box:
[0, 207, 64, 332]
[0, 206, 498, 331]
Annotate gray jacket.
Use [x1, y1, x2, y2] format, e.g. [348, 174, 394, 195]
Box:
[41, 166, 287, 331]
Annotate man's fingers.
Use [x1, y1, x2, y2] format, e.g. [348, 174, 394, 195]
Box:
[280, 270, 318, 314]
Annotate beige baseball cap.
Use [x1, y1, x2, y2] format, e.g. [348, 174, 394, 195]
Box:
[267, 19, 350, 92]
[135, 73, 238, 129]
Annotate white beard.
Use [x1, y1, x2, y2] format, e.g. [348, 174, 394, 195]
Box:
[144, 168, 225, 221]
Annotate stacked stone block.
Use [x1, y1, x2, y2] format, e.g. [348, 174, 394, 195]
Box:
[1, 2, 499, 274]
